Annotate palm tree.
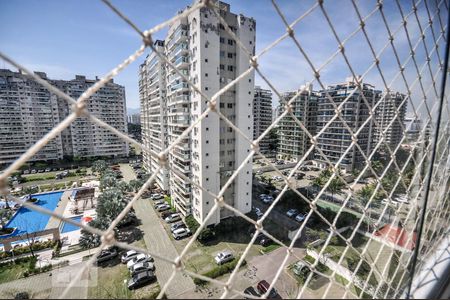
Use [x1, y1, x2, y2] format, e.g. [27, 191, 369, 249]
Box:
[100, 174, 118, 191]
[371, 160, 384, 176]
[92, 160, 108, 175]
[327, 177, 344, 201]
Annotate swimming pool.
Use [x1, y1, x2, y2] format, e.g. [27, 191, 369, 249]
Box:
[61, 215, 83, 233]
[5, 191, 64, 236]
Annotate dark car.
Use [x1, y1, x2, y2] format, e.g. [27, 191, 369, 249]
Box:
[244, 286, 260, 299]
[259, 237, 272, 247]
[96, 248, 118, 264]
[257, 280, 280, 299]
[127, 270, 156, 290]
[161, 210, 173, 219]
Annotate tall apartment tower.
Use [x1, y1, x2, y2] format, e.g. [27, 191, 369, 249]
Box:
[0, 69, 128, 166]
[139, 40, 170, 191]
[314, 78, 381, 173]
[54, 75, 129, 158]
[277, 85, 318, 162]
[140, 1, 255, 225]
[374, 92, 407, 149]
[253, 86, 273, 152]
[0, 69, 63, 164]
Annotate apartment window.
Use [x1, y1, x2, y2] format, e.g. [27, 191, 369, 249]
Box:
[205, 73, 208, 77]
[206, 127, 209, 131]
[227, 65, 234, 72]
[205, 87, 209, 91]
[206, 178, 209, 181]
[205, 42, 209, 48]
[220, 37, 225, 43]
[248, 115, 251, 118]
[249, 41, 253, 45]
[227, 103, 233, 108]
[204, 13, 208, 18]
[206, 153, 209, 157]
[205, 29, 208, 33]
[206, 140, 209, 144]
[220, 64, 225, 70]
[220, 51, 225, 57]
[220, 139, 224, 144]
[219, 24, 224, 30]
[228, 161, 233, 167]
[205, 58, 208, 63]
[220, 103, 224, 108]
[248, 91, 252, 94]
[206, 165, 209, 169]
[227, 53, 233, 58]
[227, 127, 232, 132]
[249, 78, 252, 82]
[227, 39, 234, 45]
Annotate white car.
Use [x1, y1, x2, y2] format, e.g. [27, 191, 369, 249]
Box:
[295, 213, 306, 222]
[121, 250, 139, 263]
[254, 208, 264, 219]
[156, 204, 171, 212]
[153, 200, 165, 207]
[130, 262, 155, 276]
[286, 209, 299, 218]
[214, 251, 234, 265]
[261, 195, 274, 204]
[127, 253, 153, 269]
[151, 194, 164, 200]
[165, 214, 181, 223]
[172, 228, 191, 240]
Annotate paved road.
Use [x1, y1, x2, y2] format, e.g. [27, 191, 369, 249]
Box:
[120, 163, 196, 298]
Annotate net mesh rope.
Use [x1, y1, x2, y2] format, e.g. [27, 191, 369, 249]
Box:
[0, 0, 449, 298]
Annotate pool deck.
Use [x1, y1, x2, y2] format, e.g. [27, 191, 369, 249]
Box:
[45, 190, 71, 230]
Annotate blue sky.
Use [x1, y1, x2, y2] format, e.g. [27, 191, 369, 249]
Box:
[0, 0, 445, 115]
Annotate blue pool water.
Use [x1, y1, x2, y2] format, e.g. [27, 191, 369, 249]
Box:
[5, 191, 64, 237]
[61, 215, 83, 233]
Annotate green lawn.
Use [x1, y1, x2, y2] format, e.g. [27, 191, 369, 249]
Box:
[0, 257, 36, 284]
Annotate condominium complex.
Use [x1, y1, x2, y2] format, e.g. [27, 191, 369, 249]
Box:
[373, 92, 407, 149]
[253, 86, 272, 152]
[313, 78, 381, 173]
[277, 85, 317, 161]
[139, 40, 170, 191]
[0, 69, 129, 165]
[139, 1, 255, 225]
[404, 115, 423, 143]
[127, 113, 141, 125]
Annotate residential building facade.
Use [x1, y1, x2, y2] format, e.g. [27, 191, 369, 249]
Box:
[374, 91, 407, 149]
[127, 113, 141, 125]
[253, 86, 272, 152]
[0, 69, 129, 166]
[139, 40, 170, 192]
[313, 78, 380, 173]
[277, 84, 317, 162]
[140, 1, 255, 225]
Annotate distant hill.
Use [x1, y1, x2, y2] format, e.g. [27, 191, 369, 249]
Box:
[127, 107, 140, 115]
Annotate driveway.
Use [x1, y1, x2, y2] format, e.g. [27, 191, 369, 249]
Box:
[120, 164, 195, 298]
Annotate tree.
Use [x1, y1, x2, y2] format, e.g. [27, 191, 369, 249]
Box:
[100, 173, 118, 191]
[92, 160, 108, 175]
[267, 128, 279, 151]
[328, 177, 344, 201]
[129, 179, 144, 193]
[79, 219, 107, 249]
[371, 160, 384, 176]
[96, 188, 128, 224]
[117, 181, 132, 193]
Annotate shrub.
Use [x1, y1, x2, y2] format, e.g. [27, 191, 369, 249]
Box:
[185, 215, 200, 233]
[197, 228, 215, 243]
[193, 257, 247, 285]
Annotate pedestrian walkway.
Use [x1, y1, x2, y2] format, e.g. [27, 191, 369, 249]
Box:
[45, 190, 71, 230]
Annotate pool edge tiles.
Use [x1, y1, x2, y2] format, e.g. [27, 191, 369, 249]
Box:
[4, 191, 65, 237]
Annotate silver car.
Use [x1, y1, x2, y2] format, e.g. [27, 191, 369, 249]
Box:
[130, 262, 155, 276]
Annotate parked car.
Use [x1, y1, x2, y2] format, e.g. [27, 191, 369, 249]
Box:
[160, 211, 173, 219]
[150, 193, 163, 200]
[172, 228, 191, 240]
[153, 200, 165, 207]
[286, 209, 299, 218]
[127, 270, 156, 290]
[292, 261, 310, 276]
[261, 195, 274, 204]
[306, 175, 316, 180]
[259, 237, 272, 247]
[295, 213, 306, 222]
[259, 194, 268, 200]
[23, 170, 30, 175]
[121, 250, 139, 263]
[45, 168, 51, 172]
[127, 253, 153, 269]
[96, 248, 118, 264]
[170, 222, 186, 232]
[254, 207, 264, 219]
[156, 204, 171, 212]
[214, 251, 234, 265]
[165, 213, 181, 223]
[38, 169, 44, 173]
[30, 169, 37, 174]
[130, 262, 155, 276]
[257, 280, 280, 298]
[244, 286, 260, 298]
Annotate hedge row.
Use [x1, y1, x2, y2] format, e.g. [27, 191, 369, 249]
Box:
[193, 257, 247, 285]
[0, 240, 58, 259]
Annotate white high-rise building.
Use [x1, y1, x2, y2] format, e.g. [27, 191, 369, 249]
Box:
[139, 40, 170, 192]
[253, 86, 272, 152]
[0, 69, 129, 166]
[140, 1, 255, 225]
